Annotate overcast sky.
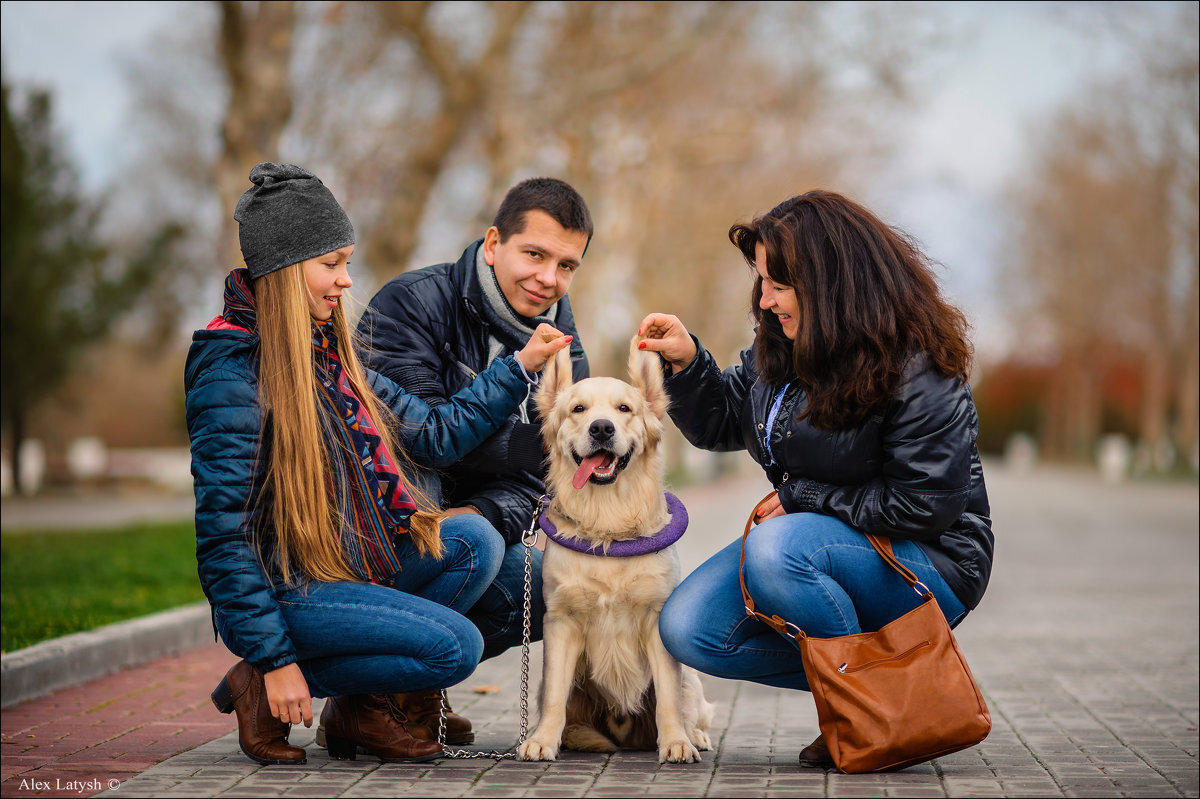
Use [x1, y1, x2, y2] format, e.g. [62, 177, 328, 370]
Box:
[0, 1, 1167, 359]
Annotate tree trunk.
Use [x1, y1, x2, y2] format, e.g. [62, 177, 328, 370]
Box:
[361, 1, 531, 280]
[1139, 346, 1171, 471]
[1044, 349, 1104, 463]
[214, 0, 296, 273]
[8, 399, 25, 496]
[1176, 262, 1200, 465]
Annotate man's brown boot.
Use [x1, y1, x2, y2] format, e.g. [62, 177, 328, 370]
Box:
[321, 693, 442, 762]
[211, 660, 307, 765]
[396, 690, 475, 745]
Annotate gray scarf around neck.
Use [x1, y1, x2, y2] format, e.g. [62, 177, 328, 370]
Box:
[475, 244, 561, 423]
[475, 243, 559, 362]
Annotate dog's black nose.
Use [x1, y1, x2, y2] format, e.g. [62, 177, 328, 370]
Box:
[589, 419, 615, 443]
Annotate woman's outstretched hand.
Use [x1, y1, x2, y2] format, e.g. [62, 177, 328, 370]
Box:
[517, 323, 574, 373]
[264, 663, 313, 727]
[637, 313, 698, 374]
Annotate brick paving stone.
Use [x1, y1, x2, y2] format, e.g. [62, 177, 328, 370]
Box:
[5, 465, 1198, 798]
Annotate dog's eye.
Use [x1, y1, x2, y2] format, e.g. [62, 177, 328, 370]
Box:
[618, 404, 632, 413]
[571, 404, 586, 414]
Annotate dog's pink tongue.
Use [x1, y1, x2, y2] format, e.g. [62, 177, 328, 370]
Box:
[572, 453, 614, 489]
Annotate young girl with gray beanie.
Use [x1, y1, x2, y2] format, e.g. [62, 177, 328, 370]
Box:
[185, 163, 572, 765]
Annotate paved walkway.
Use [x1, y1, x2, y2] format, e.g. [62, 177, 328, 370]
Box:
[2, 462, 1197, 797]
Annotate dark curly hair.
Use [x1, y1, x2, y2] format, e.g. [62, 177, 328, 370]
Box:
[728, 190, 973, 430]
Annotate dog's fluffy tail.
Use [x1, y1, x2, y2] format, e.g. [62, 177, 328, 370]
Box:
[563, 723, 618, 753]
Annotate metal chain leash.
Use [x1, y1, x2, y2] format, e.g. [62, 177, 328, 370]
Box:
[436, 496, 546, 759]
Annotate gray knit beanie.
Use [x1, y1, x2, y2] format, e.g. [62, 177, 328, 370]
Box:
[234, 162, 355, 279]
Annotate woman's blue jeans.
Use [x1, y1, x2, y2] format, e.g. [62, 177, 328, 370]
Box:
[273, 514, 503, 698]
[659, 511, 968, 691]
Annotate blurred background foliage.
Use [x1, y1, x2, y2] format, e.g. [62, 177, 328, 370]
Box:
[1, 0, 1196, 494]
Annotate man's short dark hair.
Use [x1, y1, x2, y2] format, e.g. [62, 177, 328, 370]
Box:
[492, 178, 594, 247]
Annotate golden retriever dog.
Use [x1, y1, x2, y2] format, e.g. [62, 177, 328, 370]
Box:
[518, 338, 714, 763]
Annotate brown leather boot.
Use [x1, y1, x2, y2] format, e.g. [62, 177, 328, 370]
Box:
[396, 690, 475, 745]
[798, 733, 834, 769]
[211, 660, 307, 765]
[321, 693, 442, 762]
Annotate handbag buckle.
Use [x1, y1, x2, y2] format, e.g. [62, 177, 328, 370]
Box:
[912, 580, 930, 597]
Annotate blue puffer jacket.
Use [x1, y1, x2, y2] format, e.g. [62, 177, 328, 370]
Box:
[184, 324, 534, 671]
[665, 340, 993, 610]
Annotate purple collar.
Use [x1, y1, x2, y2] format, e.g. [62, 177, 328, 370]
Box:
[539, 493, 688, 557]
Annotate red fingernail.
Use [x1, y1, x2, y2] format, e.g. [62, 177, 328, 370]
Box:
[638, 341, 646, 349]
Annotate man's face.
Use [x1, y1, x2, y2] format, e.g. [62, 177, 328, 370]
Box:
[483, 209, 588, 318]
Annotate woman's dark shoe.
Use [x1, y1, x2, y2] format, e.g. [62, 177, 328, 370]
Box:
[320, 694, 442, 762]
[397, 690, 475, 745]
[798, 733, 834, 769]
[211, 660, 307, 765]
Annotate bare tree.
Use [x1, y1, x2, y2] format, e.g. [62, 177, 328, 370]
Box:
[1002, 3, 1198, 468]
[424, 1, 933, 373]
[105, 0, 937, 476]
[213, 0, 297, 270]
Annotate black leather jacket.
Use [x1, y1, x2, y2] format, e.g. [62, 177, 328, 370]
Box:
[665, 340, 993, 610]
[356, 239, 589, 544]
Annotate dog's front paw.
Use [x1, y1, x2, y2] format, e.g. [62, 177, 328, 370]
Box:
[659, 738, 701, 764]
[518, 736, 560, 761]
[690, 728, 713, 751]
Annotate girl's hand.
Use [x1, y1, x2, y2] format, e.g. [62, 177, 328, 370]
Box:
[518, 323, 574, 372]
[264, 663, 313, 727]
[753, 493, 786, 521]
[637, 313, 698, 374]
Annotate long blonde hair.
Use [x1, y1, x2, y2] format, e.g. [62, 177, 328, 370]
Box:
[254, 264, 443, 585]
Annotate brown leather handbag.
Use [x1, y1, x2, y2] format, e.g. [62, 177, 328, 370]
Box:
[739, 492, 991, 773]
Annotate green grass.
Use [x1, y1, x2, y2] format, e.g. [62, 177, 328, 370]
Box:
[1, 520, 205, 654]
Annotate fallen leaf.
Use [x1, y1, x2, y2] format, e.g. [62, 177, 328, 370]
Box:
[472, 684, 502, 694]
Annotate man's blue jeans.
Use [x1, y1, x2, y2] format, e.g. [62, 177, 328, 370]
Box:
[273, 514, 503, 697]
[467, 543, 545, 662]
[659, 511, 968, 691]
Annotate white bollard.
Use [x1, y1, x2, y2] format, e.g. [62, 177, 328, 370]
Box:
[1004, 432, 1038, 473]
[1096, 434, 1131, 484]
[17, 439, 46, 496]
[67, 437, 109, 481]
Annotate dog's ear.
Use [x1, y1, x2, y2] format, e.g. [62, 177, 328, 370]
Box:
[536, 346, 574, 422]
[628, 336, 668, 419]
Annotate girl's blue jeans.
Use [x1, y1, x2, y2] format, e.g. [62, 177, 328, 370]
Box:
[273, 513, 503, 698]
[659, 511, 968, 691]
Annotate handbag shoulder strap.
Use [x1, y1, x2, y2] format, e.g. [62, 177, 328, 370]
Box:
[738, 492, 929, 643]
[738, 492, 801, 640]
[863, 531, 927, 592]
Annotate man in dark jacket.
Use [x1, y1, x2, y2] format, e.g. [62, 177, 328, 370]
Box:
[355, 178, 592, 738]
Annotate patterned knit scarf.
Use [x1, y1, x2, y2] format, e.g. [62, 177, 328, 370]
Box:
[222, 268, 416, 583]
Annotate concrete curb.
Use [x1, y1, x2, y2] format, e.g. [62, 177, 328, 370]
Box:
[1, 601, 213, 709]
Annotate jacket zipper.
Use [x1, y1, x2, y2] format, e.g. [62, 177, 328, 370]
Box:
[443, 342, 478, 380]
[443, 342, 531, 423]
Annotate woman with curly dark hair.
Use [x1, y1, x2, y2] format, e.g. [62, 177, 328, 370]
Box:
[639, 190, 993, 769]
